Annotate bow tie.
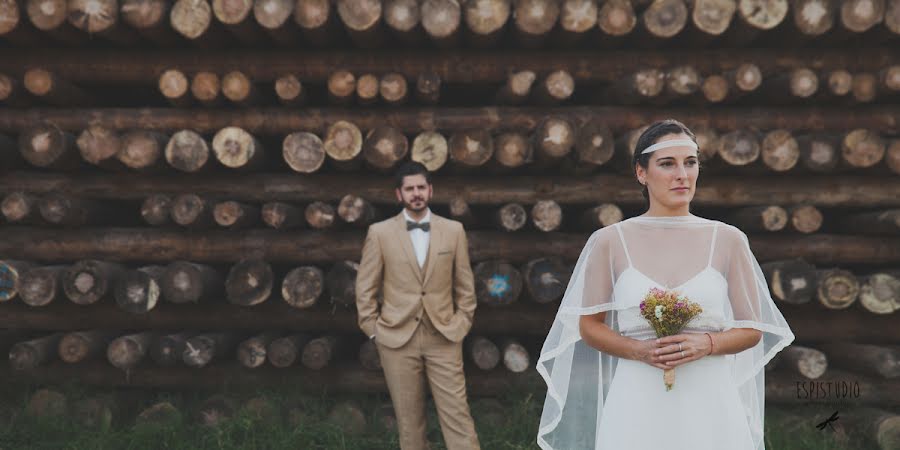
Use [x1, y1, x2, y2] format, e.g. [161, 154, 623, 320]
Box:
[407, 221, 430, 232]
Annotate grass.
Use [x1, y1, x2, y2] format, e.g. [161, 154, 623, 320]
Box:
[0, 384, 882, 450]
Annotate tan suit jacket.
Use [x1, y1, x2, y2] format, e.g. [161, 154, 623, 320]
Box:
[356, 212, 477, 349]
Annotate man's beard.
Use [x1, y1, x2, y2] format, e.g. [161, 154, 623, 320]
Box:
[403, 198, 428, 212]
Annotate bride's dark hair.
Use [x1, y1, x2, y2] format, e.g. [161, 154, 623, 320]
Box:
[632, 119, 699, 202]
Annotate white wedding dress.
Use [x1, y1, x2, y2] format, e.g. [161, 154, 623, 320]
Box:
[537, 215, 795, 450]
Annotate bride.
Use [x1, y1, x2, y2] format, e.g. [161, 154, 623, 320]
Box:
[536, 119, 795, 450]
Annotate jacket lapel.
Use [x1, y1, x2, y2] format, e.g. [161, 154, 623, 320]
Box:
[393, 213, 423, 284]
[422, 216, 443, 287]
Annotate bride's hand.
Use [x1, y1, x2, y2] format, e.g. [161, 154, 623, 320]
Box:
[654, 334, 712, 368]
[630, 339, 672, 370]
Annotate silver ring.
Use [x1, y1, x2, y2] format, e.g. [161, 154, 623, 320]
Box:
[681, 351, 685, 358]
[679, 343, 683, 351]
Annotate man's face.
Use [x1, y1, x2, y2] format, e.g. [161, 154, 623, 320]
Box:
[395, 174, 432, 212]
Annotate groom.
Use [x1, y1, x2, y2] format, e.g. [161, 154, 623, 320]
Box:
[355, 161, 480, 450]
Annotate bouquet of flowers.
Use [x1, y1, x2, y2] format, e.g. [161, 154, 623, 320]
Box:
[639, 287, 704, 391]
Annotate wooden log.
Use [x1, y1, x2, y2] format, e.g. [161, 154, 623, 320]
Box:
[659, 65, 701, 103]
[221, 71, 261, 106]
[267, 333, 310, 368]
[689, 0, 736, 37]
[500, 338, 529, 373]
[283, 131, 325, 174]
[337, 194, 376, 227]
[699, 74, 728, 103]
[39, 194, 106, 227]
[0, 260, 34, 302]
[761, 258, 817, 305]
[225, 259, 273, 306]
[603, 68, 664, 105]
[211, 0, 268, 44]
[383, 0, 423, 45]
[19, 265, 65, 306]
[598, 0, 637, 37]
[840, 0, 885, 33]
[534, 70, 574, 105]
[474, 260, 523, 306]
[421, 0, 461, 46]
[19, 123, 80, 169]
[780, 344, 827, 379]
[261, 202, 304, 230]
[493, 132, 532, 170]
[171, 194, 215, 228]
[833, 209, 900, 236]
[63, 260, 124, 305]
[639, 0, 688, 41]
[358, 338, 380, 371]
[237, 332, 280, 368]
[67, 0, 140, 44]
[716, 129, 760, 166]
[888, 139, 900, 175]
[692, 125, 718, 162]
[580, 203, 623, 230]
[379, 73, 408, 106]
[842, 129, 885, 169]
[304, 201, 336, 229]
[324, 120, 363, 165]
[353, 73, 379, 106]
[23, 68, 93, 106]
[274, 74, 305, 105]
[325, 260, 358, 308]
[327, 70, 356, 104]
[140, 195, 172, 226]
[165, 130, 211, 173]
[729, 0, 789, 44]
[720, 63, 763, 103]
[797, 133, 840, 173]
[213, 200, 259, 229]
[281, 266, 324, 309]
[522, 257, 568, 304]
[466, 335, 500, 370]
[769, 67, 820, 100]
[415, 71, 441, 104]
[337, 0, 384, 47]
[726, 206, 788, 233]
[58, 330, 117, 363]
[302, 335, 343, 370]
[410, 131, 448, 171]
[25, 388, 68, 419]
[115, 266, 164, 314]
[512, 0, 560, 46]
[293, 0, 336, 46]
[858, 272, 900, 314]
[817, 268, 860, 310]
[573, 119, 614, 171]
[121, 0, 182, 45]
[557, 0, 598, 43]
[448, 196, 475, 225]
[327, 400, 366, 435]
[136, 401, 180, 425]
[9, 333, 63, 370]
[170, 0, 227, 44]
[843, 407, 900, 450]
[161, 261, 222, 304]
[788, 204, 823, 234]
[362, 126, 408, 170]
[252, 0, 297, 44]
[183, 332, 240, 368]
[821, 69, 853, 99]
[530, 200, 562, 232]
[851, 71, 879, 103]
[494, 203, 527, 232]
[158, 69, 192, 106]
[881, 64, 900, 94]
[195, 394, 236, 426]
[819, 343, 900, 379]
[791, 0, 835, 36]
[449, 129, 493, 169]
[76, 125, 123, 168]
[71, 395, 118, 429]
[760, 129, 800, 172]
[888, 0, 900, 35]
[150, 332, 193, 366]
[242, 396, 279, 420]
[119, 130, 167, 172]
[1, 192, 42, 224]
[494, 70, 536, 105]
[533, 116, 575, 162]
[190, 71, 221, 106]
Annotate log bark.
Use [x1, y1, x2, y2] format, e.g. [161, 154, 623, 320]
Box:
[213, 200, 259, 229]
[325, 261, 359, 308]
[305, 201, 336, 229]
[888, 139, 900, 175]
[63, 260, 124, 305]
[2, 192, 42, 224]
[493, 132, 532, 170]
[466, 335, 500, 370]
[19, 123, 80, 169]
[474, 260, 523, 306]
[788, 204, 823, 234]
[274, 74, 305, 105]
[760, 129, 800, 172]
[817, 268, 860, 310]
[362, 126, 408, 170]
[237, 332, 280, 368]
[282, 266, 324, 309]
[161, 261, 222, 304]
[858, 272, 900, 314]
[780, 344, 828, 379]
[797, 133, 840, 173]
[819, 343, 900, 379]
[716, 129, 760, 166]
[580, 203, 623, 230]
[358, 338, 380, 371]
[119, 130, 167, 171]
[415, 71, 441, 104]
[267, 333, 310, 368]
[171, 194, 215, 228]
[23, 68, 93, 106]
[121, 0, 181, 45]
[150, 332, 193, 366]
[337, 195, 376, 227]
[225, 259, 273, 306]
[842, 129, 885, 169]
[114, 265, 164, 314]
[0, 260, 35, 302]
[283, 131, 325, 173]
[107, 331, 156, 370]
[58, 330, 117, 363]
[500, 338, 530, 373]
[410, 131, 449, 171]
[726, 206, 788, 232]
[141, 195, 172, 226]
[494, 203, 528, 232]
[38, 193, 107, 226]
[165, 130, 210, 173]
[530, 200, 562, 232]
[522, 257, 568, 304]
[76, 125, 122, 168]
[9, 333, 63, 370]
[494, 70, 536, 105]
[833, 209, 900, 236]
[761, 258, 817, 305]
[302, 335, 344, 370]
[449, 129, 493, 168]
[261, 202, 304, 230]
[183, 332, 241, 368]
[190, 71, 221, 105]
[19, 265, 65, 306]
[324, 120, 363, 164]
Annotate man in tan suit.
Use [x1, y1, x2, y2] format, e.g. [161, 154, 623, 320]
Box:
[356, 161, 480, 450]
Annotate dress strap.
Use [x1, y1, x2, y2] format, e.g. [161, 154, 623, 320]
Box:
[614, 223, 633, 267]
[707, 223, 719, 268]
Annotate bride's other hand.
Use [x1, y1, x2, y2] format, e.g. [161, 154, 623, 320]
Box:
[654, 334, 712, 368]
[630, 339, 672, 370]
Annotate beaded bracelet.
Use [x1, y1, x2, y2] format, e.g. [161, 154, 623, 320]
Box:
[704, 332, 715, 356]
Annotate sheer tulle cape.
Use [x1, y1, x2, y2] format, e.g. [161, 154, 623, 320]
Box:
[536, 215, 795, 450]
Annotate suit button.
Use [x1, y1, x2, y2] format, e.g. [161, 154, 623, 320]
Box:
[421, 291, 426, 295]
[415, 317, 420, 321]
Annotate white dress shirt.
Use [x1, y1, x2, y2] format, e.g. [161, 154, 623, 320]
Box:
[403, 208, 431, 268]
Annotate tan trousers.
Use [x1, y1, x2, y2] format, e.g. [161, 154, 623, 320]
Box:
[376, 315, 481, 450]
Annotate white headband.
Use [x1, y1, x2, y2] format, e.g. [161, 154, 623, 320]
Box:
[641, 139, 698, 155]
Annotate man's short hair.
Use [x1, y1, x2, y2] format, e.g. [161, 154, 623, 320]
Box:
[394, 161, 432, 188]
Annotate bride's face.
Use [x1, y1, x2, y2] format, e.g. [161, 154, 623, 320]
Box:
[636, 133, 699, 209]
